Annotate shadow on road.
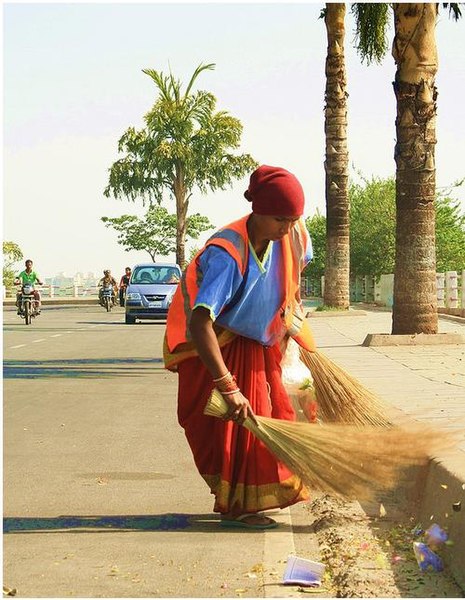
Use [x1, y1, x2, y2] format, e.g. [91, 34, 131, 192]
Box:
[3, 513, 312, 534]
[3, 357, 164, 379]
[4, 514, 195, 533]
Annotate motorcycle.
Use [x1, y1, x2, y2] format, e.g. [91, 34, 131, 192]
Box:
[100, 284, 115, 312]
[18, 284, 40, 325]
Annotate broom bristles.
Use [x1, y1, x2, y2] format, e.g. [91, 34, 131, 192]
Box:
[205, 389, 451, 500]
[300, 348, 392, 428]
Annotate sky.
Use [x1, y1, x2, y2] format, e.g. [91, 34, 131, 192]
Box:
[3, 2, 465, 279]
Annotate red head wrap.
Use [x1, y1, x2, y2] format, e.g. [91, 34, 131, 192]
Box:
[244, 165, 305, 217]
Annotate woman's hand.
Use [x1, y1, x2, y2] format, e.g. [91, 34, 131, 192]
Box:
[222, 391, 257, 425]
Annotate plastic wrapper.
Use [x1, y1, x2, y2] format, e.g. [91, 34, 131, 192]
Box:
[425, 523, 448, 549]
[413, 541, 444, 572]
[281, 338, 318, 422]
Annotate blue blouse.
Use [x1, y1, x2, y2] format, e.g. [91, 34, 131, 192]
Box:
[193, 239, 300, 346]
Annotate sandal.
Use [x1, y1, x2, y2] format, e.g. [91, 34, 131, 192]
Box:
[220, 513, 278, 530]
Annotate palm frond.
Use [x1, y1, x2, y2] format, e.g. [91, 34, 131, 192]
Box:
[442, 2, 463, 20]
[184, 62, 215, 98]
[142, 69, 172, 103]
[351, 3, 390, 64]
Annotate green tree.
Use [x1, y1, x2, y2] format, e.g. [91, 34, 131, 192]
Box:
[104, 63, 257, 267]
[306, 175, 465, 285]
[435, 189, 465, 273]
[350, 175, 465, 277]
[3, 241, 23, 294]
[303, 211, 326, 283]
[101, 206, 214, 262]
[350, 176, 396, 278]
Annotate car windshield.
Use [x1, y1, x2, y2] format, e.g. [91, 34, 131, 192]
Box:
[131, 266, 180, 285]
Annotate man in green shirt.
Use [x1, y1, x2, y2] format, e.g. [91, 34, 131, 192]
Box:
[15, 259, 43, 314]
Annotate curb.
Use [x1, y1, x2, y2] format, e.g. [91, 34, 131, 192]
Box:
[363, 332, 465, 346]
[306, 309, 367, 318]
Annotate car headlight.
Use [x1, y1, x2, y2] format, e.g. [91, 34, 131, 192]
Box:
[167, 295, 174, 306]
[127, 292, 141, 300]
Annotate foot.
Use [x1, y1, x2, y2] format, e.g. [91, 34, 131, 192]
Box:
[220, 513, 278, 529]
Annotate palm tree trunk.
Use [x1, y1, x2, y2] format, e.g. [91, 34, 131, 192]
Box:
[323, 3, 350, 309]
[392, 3, 438, 334]
[174, 164, 188, 268]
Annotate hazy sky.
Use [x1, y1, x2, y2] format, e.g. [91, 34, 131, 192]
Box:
[4, 2, 465, 278]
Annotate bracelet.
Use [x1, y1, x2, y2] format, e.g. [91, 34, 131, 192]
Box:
[220, 389, 241, 396]
[213, 372, 231, 383]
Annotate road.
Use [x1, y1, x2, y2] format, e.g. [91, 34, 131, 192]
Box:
[3, 305, 312, 598]
[4, 305, 464, 598]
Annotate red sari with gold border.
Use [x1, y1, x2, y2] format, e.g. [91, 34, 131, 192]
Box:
[177, 335, 309, 515]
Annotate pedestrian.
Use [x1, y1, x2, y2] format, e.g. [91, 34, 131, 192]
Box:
[164, 165, 316, 529]
[119, 267, 132, 306]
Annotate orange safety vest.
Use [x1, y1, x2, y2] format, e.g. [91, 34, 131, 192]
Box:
[163, 214, 316, 371]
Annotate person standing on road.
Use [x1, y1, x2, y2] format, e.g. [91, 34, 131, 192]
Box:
[15, 259, 43, 314]
[118, 267, 132, 306]
[164, 165, 316, 529]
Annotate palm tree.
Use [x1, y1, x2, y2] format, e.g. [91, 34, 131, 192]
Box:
[352, 3, 461, 334]
[105, 63, 257, 267]
[323, 3, 350, 309]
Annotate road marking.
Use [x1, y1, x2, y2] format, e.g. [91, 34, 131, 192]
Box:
[32, 339, 46, 343]
[50, 334, 62, 338]
[263, 507, 297, 598]
[10, 344, 26, 349]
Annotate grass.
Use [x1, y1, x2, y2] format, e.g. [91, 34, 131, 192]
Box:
[315, 305, 350, 312]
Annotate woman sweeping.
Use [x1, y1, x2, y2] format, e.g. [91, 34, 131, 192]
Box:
[163, 165, 317, 529]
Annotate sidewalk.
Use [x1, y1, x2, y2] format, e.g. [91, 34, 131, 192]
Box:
[306, 308, 465, 588]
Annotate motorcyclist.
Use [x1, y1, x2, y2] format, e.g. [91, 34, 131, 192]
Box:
[15, 259, 43, 315]
[98, 270, 118, 306]
[118, 267, 132, 307]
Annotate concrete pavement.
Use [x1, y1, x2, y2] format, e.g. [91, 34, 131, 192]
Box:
[306, 308, 465, 588]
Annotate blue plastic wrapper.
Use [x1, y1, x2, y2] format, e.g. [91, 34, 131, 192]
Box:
[425, 523, 448, 547]
[413, 542, 444, 572]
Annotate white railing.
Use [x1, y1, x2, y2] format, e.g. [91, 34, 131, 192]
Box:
[347, 270, 464, 313]
[41, 284, 100, 298]
[3, 284, 100, 299]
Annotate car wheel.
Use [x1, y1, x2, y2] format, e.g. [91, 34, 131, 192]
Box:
[125, 314, 136, 324]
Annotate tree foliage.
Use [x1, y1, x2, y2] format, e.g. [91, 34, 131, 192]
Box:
[3, 241, 24, 293]
[349, 176, 396, 277]
[303, 211, 326, 282]
[101, 206, 214, 262]
[351, 3, 390, 64]
[304, 175, 465, 280]
[435, 185, 465, 272]
[104, 62, 257, 266]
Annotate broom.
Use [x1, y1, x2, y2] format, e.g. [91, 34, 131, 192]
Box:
[299, 347, 391, 428]
[204, 388, 449, 500]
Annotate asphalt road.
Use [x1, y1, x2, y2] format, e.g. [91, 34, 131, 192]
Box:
[3, 305, 309, 598]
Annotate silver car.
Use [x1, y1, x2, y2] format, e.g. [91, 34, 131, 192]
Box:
[124, 263, 181, 324]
